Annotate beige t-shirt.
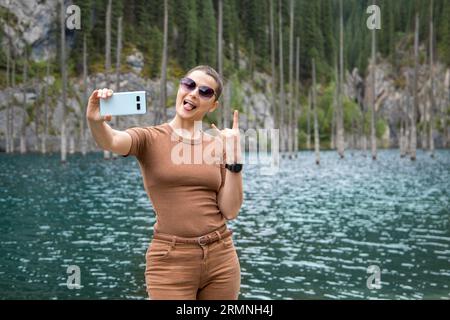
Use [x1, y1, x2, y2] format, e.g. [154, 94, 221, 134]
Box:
[123, 122, 227, 237]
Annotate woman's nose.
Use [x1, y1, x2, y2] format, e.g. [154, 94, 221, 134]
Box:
[187, 88, 200, 99]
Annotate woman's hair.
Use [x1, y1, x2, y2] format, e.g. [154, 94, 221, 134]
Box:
[185, 65, 223, 101]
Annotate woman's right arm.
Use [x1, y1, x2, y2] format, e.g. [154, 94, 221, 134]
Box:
[86, 88, 132, 156]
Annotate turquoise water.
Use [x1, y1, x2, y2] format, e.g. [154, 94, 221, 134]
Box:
[0, 150, 449, 299]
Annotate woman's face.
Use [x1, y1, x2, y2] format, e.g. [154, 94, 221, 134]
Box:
[175, 70, 219, 121]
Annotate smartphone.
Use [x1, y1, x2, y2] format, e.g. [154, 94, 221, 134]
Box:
[99, 91, 146, 116]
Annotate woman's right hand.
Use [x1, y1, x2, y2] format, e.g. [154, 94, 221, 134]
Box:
[86, 88, 114, 123]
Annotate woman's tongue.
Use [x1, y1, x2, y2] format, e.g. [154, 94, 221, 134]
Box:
[183, 101, 196, 111]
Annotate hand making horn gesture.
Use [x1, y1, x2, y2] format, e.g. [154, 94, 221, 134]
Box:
[211, 110, 242, 164]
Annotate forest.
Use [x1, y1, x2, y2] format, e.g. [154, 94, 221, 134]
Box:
[0, 0, 449, 162]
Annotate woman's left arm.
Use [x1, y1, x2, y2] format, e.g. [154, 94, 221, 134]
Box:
[218, 170, 243, 220]
[212, 110, 243, 220]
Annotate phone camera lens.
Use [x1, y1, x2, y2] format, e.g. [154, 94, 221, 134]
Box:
[137, 103, 141, 110]
[136, 96, 140, 102]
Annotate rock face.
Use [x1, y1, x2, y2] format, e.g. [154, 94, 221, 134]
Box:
[126, 49, 144, 74]
[345, 57, 449, 148]
[1, 0, 59, 60]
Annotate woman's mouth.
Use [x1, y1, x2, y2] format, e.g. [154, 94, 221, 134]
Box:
[183, 99, 197, 111]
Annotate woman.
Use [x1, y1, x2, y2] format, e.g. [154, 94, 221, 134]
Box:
[86, 65, 243, 300]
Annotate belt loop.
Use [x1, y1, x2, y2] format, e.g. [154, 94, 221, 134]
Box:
[214, 230, 222, 241]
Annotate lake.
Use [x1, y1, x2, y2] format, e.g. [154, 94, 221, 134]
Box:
[0, 149, 449, 299]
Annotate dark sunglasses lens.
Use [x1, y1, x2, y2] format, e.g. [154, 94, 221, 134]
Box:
[199, 86, 215, 98]
[181, 78, 196, 90]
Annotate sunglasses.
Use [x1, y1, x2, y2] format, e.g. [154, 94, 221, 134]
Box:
[180, 77, 217, 100]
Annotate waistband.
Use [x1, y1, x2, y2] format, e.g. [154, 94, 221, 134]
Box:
[153, 224, 232, 246]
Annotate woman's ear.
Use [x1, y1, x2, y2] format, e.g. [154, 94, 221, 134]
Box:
[209, 100, 219, 113]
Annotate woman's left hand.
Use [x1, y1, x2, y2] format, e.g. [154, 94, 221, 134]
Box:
[211, 110, 242, 164]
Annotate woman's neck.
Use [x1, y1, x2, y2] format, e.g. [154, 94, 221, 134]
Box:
[168, 116, 202, 139]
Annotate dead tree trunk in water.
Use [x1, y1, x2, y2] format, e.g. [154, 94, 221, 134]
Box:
[428, 0, 435, 158]
[60, 0, 68, 162]
[110, 16, 123, 160]
[217, 0, 223, 128]
[42, 57, 50, 154]
[312, 59, 320, 165]
[370, 19, 377, 160]
[160, 0, 168, 124]
[20, 51, 28, 154]
[288, 0, 294, 156]
[307, 90, 311, 150]
[103, 0, 112, 160]
[337, 0, 345, 158]
[269, 0, 277, 133]
[410, 14, 419, 161]
[331, 61, 337, 150]
[294, 36, 300, 157]
[81, 34, 88, 156]
[5, 40, 11, 153]
[11, 54, 16, 152]
[278, 0, 286, 154]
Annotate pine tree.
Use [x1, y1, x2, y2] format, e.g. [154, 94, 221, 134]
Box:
[173, 0, 197, 69]
[438, 0, 450, 65]
[197, 0, 217, 67]
[320, 0, 335, 67]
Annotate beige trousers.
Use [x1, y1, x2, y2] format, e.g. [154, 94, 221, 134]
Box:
[145, 228, 241, 300]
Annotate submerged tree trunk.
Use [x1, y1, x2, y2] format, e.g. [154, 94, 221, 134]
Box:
[11, 56, 16, 152]
[69, 135, 75, 154]
[405, 93, 411, 156]
[103, 0, 112, 160]
[20, 51, 28, 154]
[336, 0, 345, 158]
[429, 0, 435, 158]
[34, 78, 40, 152]
[294, 36, 300, 156]
[307, 89, 311, 150]
[81, 34, 88, 156]
[42, 57, 50, 154]
[160, 0, 168, 124]
[110, 16, 123, 160]
[5, 41, 11, 153]
[278, 0, 285, 154]
[370, 22, 377, 160]
[312, 59, 320, 165]
[269, 0, 277, 132]
[411, 14, 419, 161]
[331, 61, 338, 150]
[60, 0, 67, 163]
[288, 0, 294, 156]
[217, 0, 223, 128]
[400, 119, 406, 157]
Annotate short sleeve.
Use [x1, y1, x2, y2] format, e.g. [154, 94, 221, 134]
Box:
[122, 127, 149, 158]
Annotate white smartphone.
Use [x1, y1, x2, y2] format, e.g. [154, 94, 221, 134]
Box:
[99, 91, 146, 116]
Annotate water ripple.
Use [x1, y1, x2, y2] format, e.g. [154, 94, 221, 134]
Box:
[0, 149, 449, 299]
